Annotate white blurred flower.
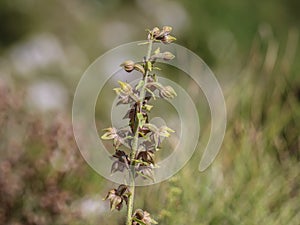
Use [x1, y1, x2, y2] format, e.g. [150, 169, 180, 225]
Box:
[10, 33, 66, 76]
[27, 80, 68, 111]
[71, 196, 106, 218]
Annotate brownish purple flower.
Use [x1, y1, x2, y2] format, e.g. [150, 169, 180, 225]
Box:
[103, 184, 131, 211]
[111, 150, 130, 173]
[132, 209, 158, 225]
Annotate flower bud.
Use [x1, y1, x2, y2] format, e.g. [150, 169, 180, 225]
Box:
[162, 51, 175, 61]
[151, 27, 160, 37]
[160, 85, 177, 99]
[134, 209, 144, 220]
[161, 35, 176, 44]
[162, 26, 172, 35]
[121, 60, 135, 72]
[148, 27, 161, 40]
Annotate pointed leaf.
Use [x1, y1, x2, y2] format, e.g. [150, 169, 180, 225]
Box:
[153, 66, 161, 71]
[132, 217, 147, 225]
[151, 218, 158, 224]
[146, 61, 152, 71]
[137, 112, 144, 121]
[118, 81, 132, 92]
[134, 64, 145, 74]
[113, 87, 121, 95]
[145, 88, 156, 100]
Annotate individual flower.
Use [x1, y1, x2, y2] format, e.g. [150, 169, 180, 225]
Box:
[135, 164, 154, 182]
[132, 209, 158, 225]
[150, 51, 175, 61]
[103, 184, 130, 211]
[130, 146, 155, 181]
[136, 150, 155, 165]
[162, 26, 172, 35]
[111, 150, 130, 173]
[148, 27, 160, 40]
[113, 81, 139, 104]
[143, 124, 175, 149]
[101, 127, 125, 148]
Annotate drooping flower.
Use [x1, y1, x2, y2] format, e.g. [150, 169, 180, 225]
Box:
[103, 184, 131, 211]
[111, 150, 130, 173]
[132, 209, 158, 225]
[101, 127, 121, 147]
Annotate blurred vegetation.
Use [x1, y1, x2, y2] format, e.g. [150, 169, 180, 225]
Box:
[0, 0, 299, 225]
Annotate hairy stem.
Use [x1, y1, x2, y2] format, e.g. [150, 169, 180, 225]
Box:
[126, 39, 154, 225]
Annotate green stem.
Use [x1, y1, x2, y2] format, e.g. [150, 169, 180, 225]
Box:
[126, 131, 138, 225]
[126, 39, 154, 225]
[146, 40, 153, 60]
[140, 40, 153, 102]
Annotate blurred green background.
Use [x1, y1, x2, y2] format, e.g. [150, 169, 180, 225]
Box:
[0, 0, 299, 224]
